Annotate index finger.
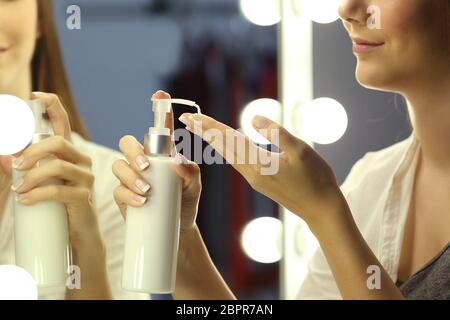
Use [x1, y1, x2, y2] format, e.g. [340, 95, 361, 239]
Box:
[179, 113, 266, 174]
[30, 92, 72, 141]
[118, 135, 150, 173]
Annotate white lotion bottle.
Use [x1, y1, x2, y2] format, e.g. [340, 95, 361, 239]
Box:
[121, 98, 200, 293]
[12, 100, 71, 288]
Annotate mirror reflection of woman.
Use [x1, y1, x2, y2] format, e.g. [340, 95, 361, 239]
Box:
[116, 0, 450, 299]
[0, 0, 147, 300]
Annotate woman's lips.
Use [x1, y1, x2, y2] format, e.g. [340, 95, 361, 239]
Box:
[0, 47, 9, 54]
[352, 37, 384, 54]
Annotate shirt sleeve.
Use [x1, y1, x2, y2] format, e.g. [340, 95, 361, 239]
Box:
[296, 154, 371, 300]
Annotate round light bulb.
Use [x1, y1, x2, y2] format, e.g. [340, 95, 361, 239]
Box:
[239, 0, 281, 26]
[295, 97, 348, 145]
[0, 265, 38, 300]
[240, 98, 282, 145]
[302, 0, 341, 24]
[0, 95, 35, 155]
[241, 217, 283, 264]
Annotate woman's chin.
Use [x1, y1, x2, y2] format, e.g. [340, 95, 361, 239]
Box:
[355, 64, 395, 92]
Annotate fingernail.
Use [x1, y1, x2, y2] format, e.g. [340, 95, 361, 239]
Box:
[12, 156, 24, 169]
[15, 193, 27, 203]
[11, 178, 24, 192]
[135, 179, 151, 193]
[179, 114, 190, 125]
[252, 116, 271, 129]
[136, 155, 150, 171]
[174, 153, 187, 165]
[134, 194, 147, 205]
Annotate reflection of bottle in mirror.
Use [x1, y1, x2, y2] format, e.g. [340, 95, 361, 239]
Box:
[12, 99, 71, 288]
[122, 98, 199, 293]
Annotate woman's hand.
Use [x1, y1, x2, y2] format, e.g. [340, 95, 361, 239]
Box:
[112, 91, 202, 236]
[113, 91, 235, 300]
[178, 112, 407, 300]
[12, 92, 102, 248]
[11, 92, 111, 299]
[178, 112, 346, 227]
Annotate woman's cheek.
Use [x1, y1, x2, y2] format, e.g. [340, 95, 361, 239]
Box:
[18, 1, 39, 55]
[7, 0, 39, 72]
[374, 0, 436, 82]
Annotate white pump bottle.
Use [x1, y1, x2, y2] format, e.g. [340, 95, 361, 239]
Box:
[12, 99, 71, 288]
[121, 98, 200, 293]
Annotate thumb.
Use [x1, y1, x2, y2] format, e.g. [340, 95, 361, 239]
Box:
[252, 115, 301, 154]
[173, 153, 201, 193]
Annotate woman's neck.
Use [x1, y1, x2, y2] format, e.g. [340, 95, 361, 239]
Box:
[405, 75, 450, 172]
[1, 69, 32, 100]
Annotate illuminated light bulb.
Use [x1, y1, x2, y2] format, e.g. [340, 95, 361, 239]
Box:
[239, 0, 281, 26]
[241, 217, 283, 264]
[240, 98, 282, 145]
[0, 265, 38, 300]
[300, 0, 341, 24]
[295, 97, 348, 145]
[0, 95, 35, 155]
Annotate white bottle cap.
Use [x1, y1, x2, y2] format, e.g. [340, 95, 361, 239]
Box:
[145, 98, 201, 157]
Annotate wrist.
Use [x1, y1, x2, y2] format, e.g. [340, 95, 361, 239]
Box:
[176, 224, 203, 284]
[66, 242, 111, 300]
[0, 179, 10, 199]
[71, 233, 107, 264]
[306, 192, 354, 237]
[178, 224, 200, 262]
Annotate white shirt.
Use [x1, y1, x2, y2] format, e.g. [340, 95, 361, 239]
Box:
[0, 132, 149, 300]
[297, 131, 421, 299]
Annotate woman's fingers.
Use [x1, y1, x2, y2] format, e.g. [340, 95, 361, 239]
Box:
[173, 153, 201, 194]
[178, 112, 268, 178]
[30, 92, 72, 141]
[12, 158, 94, 193]
[173, 153, 201, 232]
[12, 135, 92, 170]
[179, 112, 235, 155]
[118, 135, 150, 173]
[178, 113, 253, 161]
[252, 115, 307, 157]
[113, 184, 148, 220]
[113, 185, 128, 219]
[112, 159, 151, 196]
[118, 90, 175, 173]
[16, 184, 92, 207]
